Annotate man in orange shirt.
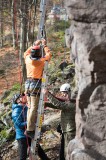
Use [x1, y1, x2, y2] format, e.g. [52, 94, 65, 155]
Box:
[24, 39, 51, 138]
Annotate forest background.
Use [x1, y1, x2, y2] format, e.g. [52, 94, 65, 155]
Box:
[0, 0, 75, 159]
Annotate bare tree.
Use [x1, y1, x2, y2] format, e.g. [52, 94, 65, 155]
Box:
[0, 0, 4, 47]
[19, 0, 34, 81]
[11, 0, 17, 48]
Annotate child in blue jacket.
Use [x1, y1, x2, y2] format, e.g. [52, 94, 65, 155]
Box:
[12, 93, 30, 160]
[12, 93, 50, 160]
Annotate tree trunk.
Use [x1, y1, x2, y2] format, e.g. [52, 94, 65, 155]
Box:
[0, 0, 4, 47]
[11, 0, 17, 48]
[19, 0, 29, 81]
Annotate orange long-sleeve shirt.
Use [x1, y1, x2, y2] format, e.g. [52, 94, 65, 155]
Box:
[24, 46, 51, 79]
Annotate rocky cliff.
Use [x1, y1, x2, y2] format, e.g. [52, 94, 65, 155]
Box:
[65, 0, 106, 160]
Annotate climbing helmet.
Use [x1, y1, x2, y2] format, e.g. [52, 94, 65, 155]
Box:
[60, 83, 71, 92]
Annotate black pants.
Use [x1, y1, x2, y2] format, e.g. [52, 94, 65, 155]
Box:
[17, 138, 49, 160]
[59, 133, 65, 160]
[57, 124, 65, 160]
[17, 138, 28, 160]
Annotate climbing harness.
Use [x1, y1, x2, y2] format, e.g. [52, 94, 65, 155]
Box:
[25, 79, 41, 96]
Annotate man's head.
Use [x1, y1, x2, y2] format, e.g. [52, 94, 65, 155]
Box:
[30, 45, 41, 60]
[60, 83, 71, 98]
[12, 93, 27, 104]
[60, 83, 71, 92]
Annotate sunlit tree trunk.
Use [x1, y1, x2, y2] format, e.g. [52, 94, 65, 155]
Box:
[11, 0, 17, 48]
[32, 0, 37, 44]
[0, 0, 4, 47]
[19, 0, 29, 81]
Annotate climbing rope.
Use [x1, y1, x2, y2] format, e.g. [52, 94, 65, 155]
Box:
[22, 105, 33, 160]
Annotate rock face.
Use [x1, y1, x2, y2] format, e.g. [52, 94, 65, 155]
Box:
[65, 0, 106, 160]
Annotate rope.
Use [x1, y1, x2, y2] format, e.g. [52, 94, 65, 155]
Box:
[22, 104, 33, 160]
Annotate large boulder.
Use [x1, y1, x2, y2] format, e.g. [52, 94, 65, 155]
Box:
[64, 0, 106, 23]
[64, 0, 106, 159]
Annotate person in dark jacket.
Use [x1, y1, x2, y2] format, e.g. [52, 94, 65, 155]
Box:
[12, 93, 50, 160]
[45, 83, 76, 159]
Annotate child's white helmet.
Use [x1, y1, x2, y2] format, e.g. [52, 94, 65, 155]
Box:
[60, 83, 71, 92]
